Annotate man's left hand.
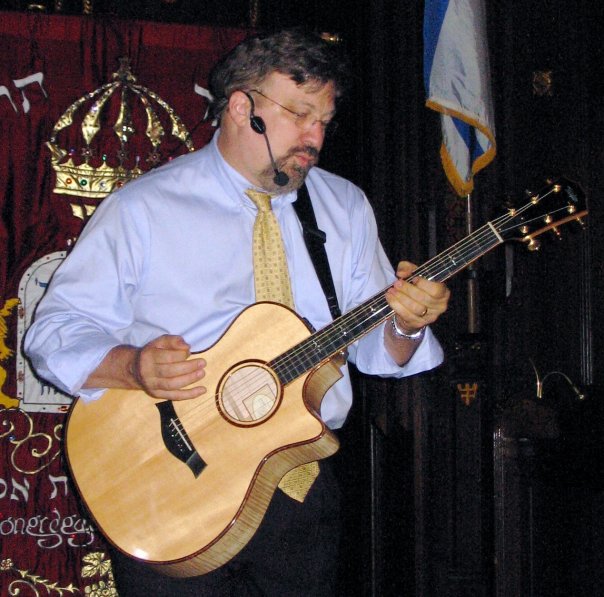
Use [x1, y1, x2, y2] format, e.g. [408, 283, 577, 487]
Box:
[385, 260, 450, 334]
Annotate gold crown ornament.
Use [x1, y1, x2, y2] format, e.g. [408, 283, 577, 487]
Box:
[47, 57, 195, 219]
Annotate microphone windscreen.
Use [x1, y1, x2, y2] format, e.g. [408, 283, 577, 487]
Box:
[273, 170, 289, 187]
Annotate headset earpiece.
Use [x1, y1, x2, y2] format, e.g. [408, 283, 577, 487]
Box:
[244, 91, 266, 134]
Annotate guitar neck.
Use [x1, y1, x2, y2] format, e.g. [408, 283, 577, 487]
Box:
[271, 220, 504, 384]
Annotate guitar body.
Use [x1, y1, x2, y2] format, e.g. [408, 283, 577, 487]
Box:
[65, 302, 341, 577]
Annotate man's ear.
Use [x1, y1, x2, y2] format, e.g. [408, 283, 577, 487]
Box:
[227, 90, 252, 128]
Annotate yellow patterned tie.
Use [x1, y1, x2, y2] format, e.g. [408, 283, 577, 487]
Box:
[245, 189, 320, 503]
[246, 189, 295, 307]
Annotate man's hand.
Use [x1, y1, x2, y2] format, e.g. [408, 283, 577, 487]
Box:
[383, 261, 450, 366]
[83, 335, 206, 401]
[132, 335, 207, 400]
[386, 261, 450, 333]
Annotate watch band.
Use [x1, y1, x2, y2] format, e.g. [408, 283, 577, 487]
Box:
[390, 315, 425, 341]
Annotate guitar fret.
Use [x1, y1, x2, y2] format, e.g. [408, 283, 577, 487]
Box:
[423, 224, 502, 282]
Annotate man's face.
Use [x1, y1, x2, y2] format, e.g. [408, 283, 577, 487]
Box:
[248, 72, 337, 193]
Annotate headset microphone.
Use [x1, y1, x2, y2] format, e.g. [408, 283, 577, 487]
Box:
[245, 92, 290, 187]
[272, 168, 290, 187]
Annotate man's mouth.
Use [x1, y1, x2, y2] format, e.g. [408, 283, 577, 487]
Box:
[294, 152, 315, 169]
[286, 146, 319, 170]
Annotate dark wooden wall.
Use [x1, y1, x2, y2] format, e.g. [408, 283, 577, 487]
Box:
[3, 1, 602, 595]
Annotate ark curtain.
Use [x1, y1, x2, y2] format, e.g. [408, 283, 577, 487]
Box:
[0, 11, 246, 593]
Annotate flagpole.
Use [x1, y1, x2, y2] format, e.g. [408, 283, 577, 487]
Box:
[466, 193, 480, 333]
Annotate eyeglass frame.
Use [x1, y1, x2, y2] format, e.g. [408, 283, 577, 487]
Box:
[247, 89, 338, 135]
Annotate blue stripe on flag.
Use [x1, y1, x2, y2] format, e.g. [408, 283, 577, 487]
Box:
[423, 0, 449, 87]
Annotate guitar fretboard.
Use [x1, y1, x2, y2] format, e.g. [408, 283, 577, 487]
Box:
[270, 220, 504, 385]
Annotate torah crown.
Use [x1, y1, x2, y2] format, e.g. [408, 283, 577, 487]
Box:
[47, 58, 195, 216]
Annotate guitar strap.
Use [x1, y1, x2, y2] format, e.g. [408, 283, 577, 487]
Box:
[293, 183, 341, 320]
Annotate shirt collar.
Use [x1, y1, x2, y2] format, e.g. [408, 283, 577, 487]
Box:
[210, 129, 297, 212]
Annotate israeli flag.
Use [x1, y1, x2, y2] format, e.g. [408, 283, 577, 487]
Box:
[424, 0, 496, 196]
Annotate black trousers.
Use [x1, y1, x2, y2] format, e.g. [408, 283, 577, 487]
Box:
[109, 460, 342, 596]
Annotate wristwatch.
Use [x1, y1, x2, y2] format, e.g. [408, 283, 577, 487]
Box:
[390, 315, 425, 341]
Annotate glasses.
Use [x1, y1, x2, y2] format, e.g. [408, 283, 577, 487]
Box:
[249, 89, 338, 135]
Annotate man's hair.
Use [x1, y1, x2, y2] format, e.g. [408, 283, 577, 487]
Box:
[208, 29, 351, 120]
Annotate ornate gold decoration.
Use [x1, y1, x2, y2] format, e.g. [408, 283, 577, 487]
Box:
[1, 557, 79, 595]
[0, 298, 20, 409]
[0, 406, 62, 474]
[81, 552, 117, 596]
[457, 382, 479, 406]
[47, 57, 195, 218]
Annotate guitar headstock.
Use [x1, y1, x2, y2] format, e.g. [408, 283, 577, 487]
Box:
[497, 176, 587, 250]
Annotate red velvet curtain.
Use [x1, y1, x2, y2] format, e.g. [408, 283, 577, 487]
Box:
[0, 11, 246, 593]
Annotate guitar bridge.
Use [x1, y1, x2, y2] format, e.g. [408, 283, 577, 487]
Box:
[155, 401, 206, 478]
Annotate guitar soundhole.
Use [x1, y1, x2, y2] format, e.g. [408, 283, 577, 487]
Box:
[218, 362, 281, 426]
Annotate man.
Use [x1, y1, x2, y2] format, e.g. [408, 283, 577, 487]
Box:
[26, 29, 450, 596]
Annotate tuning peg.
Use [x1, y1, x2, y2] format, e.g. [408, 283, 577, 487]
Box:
[527, 237, 541, 251]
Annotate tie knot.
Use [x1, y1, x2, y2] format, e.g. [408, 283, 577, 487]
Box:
[245, 189, 272, 212]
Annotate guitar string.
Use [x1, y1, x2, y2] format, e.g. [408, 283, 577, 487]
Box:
[264, 205, 533, 375]
[184, 193, 561, 417]
[183, 189, 566, 419]
[181, 213, 510, 418]
[215, 193, 570, 401]
[192, 194, 567, 412]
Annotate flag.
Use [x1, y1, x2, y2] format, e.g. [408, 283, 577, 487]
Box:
[424, 0, 496, 196]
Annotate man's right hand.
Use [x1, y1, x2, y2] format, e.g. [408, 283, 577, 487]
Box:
[83, 335, 206, 401]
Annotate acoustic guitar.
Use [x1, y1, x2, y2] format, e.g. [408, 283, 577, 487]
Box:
[65, 177, 586, 577]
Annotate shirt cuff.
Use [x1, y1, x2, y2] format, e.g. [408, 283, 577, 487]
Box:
[353, 322, 444, 378]
[44, 336, 120, 398]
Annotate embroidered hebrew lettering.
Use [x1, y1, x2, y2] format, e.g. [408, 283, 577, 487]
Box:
[13, 72, 48, 114]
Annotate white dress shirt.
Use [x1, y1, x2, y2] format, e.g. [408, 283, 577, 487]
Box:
[25, 131, 443, 429]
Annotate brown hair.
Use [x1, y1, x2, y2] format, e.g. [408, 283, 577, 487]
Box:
[209, 29, 350, 119]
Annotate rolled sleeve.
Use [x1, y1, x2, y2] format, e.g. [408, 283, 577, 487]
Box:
[25, 319, 120, 398]
[351, 321, 444, 378]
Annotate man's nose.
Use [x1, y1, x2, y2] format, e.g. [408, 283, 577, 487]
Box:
[300, 121, 325, 149]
